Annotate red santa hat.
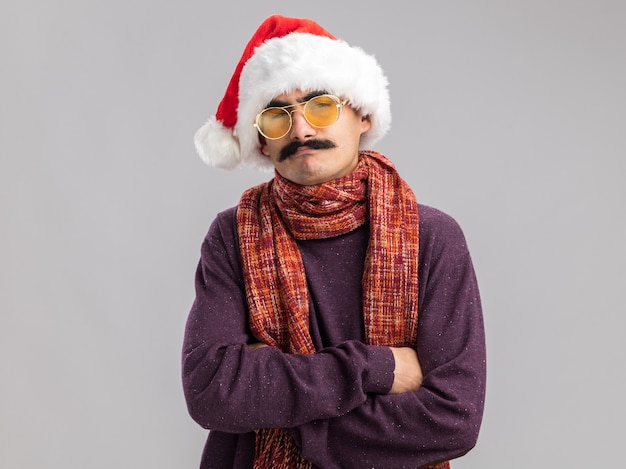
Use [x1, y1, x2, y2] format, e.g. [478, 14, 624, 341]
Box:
[194, 14, 391, 171]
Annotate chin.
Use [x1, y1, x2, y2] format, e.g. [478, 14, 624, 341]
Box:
[281, 160, 329, 185]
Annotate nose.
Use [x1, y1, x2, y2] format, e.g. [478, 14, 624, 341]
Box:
[289, 108, 316, 141]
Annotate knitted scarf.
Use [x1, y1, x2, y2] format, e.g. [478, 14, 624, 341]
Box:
[237, 150, 449, 469]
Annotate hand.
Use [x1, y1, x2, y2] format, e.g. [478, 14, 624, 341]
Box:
[248, 342, 269, 351]
[388, 347, 423, 394]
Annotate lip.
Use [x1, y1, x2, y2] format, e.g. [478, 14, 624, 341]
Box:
[292, 146, 319, 157]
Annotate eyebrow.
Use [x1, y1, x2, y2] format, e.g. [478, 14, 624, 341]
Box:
[266, 90, 329, 108]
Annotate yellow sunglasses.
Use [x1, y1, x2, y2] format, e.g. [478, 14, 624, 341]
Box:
[254, 94, 347, 140]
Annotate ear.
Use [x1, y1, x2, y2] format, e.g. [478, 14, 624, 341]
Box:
[360, 114, 372, 134]
[258, 134, 270, 157]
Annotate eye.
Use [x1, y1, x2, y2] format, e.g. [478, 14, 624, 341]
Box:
[309, 97, 334, 110]
[264, 108, 289, 120]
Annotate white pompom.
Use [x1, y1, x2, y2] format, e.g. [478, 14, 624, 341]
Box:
[193, 116, 241, 170]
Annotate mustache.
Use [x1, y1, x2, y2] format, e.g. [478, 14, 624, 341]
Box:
[278, 139, 337, 162]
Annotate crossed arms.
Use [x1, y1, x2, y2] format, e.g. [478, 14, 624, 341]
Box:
[182, 206, 486, 468]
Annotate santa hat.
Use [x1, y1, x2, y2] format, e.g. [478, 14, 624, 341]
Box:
[194, 14, 391, 171]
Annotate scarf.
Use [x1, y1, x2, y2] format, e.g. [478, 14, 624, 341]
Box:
[237, 150, 449, 469]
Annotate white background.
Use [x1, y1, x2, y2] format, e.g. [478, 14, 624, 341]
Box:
[2, 1, 624, 467]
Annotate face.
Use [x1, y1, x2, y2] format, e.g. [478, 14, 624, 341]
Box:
[259, 90, 371, 186]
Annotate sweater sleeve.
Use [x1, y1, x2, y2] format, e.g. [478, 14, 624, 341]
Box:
[181, 208, 396, 434]
[289, 207, 487, 469]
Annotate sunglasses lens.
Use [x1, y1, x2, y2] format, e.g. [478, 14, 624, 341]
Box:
[257, 108, 291, 139]
[304, 95, 340, 127]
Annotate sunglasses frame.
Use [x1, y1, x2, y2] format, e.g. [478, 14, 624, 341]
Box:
[254, 94, 347, 140]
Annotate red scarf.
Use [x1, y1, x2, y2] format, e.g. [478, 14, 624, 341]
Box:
[237, 150, 448, 469]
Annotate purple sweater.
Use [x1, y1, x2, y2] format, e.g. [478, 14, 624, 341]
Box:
[182, 204, 486, 469]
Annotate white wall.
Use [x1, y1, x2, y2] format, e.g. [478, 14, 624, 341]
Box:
[2, 1, 624, 467]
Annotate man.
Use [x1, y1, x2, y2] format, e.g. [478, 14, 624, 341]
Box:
[182, 14, 486, 469]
